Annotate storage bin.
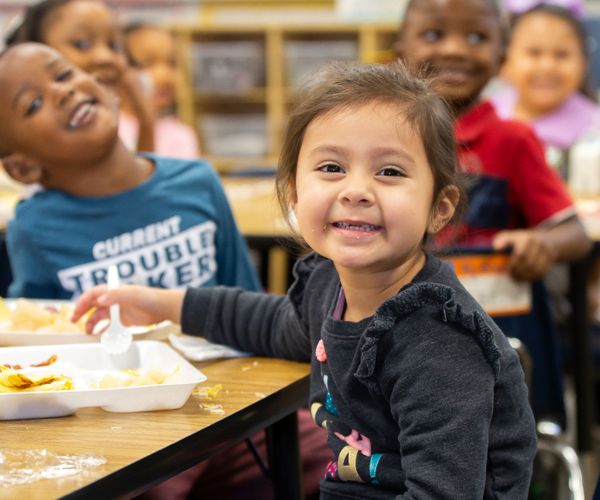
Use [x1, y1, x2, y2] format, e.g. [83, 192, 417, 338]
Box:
[284, 40, 358, 88]
[199, 114, 268, 157]
[190, 41, 266, 93]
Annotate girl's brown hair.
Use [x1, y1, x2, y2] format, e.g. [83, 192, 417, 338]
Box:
[276, 60, 467, 245]
[5, 0, 75, 46]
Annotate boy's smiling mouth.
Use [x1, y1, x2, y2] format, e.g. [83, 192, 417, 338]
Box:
[68, 99, 98, 129]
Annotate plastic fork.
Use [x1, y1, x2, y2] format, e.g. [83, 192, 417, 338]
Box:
[101, 265, 132, 355]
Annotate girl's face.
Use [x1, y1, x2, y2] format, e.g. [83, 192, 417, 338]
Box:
[503, 13, 586, 117]
[42, 0, 127, 90]
[290, 103, 453, 277]
[126, 28, 177, 111]
[395, 0, 504, 108]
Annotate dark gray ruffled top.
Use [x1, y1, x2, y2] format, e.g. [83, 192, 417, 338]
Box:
[182, 253, 537, 500]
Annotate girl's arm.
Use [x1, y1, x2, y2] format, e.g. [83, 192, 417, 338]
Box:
[180, 286, 311, 361]
[73, 284, 311, 362]
[379, 320, 535, 499]
[119, 67, 155, 152]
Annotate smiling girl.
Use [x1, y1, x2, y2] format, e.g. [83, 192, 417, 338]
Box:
[74, 61, 537, 499]
[491, 4, 600, 154]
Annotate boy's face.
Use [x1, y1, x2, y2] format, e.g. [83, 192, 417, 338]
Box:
[126, 28, 177, 111]
[395, 0, 504, 107]
[0, 43, 119, 168]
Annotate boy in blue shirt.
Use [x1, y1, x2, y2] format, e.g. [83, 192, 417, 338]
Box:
[0, 43, 261, 299]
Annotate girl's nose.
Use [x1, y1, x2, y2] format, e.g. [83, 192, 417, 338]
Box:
[339, 175, 375, 205]
[91, 45, 121, 66]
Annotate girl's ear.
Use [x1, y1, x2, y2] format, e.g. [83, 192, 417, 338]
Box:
[1, 154, 43, 185]
[427, 185, 459, 234]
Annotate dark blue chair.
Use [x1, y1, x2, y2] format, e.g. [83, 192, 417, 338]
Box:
[0, 231, 12, 297]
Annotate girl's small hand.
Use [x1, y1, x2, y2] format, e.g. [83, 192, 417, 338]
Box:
[492, 229, 558, 282]
[72, 284, 185, 334]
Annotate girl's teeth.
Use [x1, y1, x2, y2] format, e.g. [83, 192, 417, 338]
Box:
[334, 222, 380, 231]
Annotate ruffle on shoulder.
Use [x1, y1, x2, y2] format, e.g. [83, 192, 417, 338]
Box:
[287, 252, 332, 326]
[354, 282, 502, 394]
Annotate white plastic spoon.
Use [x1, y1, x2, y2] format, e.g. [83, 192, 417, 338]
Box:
[101, 265, 132, 355]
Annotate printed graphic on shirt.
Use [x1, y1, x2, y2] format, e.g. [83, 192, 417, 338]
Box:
[57, 218, 217, 296]
[313, 376, 403, 489]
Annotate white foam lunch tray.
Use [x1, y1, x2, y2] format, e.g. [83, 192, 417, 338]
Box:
[0, 341, 206, 420]
[0, 299, 179, 347]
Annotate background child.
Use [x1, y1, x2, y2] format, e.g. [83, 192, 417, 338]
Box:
[74, 60, 537, 499]
[490, 2, 600, 357]
[121, 23, 200, 159]
[491, 4, 600, 168]
[12, 0, 156, 153]
[394, 0, 592, 424]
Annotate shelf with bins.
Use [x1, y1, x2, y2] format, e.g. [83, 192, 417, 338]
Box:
[173, 24, 399, 173]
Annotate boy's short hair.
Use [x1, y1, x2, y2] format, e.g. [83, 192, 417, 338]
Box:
[275, 60, 467, 237]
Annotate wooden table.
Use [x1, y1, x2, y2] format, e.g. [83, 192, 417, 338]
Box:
[1, 356, 311, 500]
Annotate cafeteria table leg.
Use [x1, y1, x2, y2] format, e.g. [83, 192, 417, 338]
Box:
[266, 411, 304, 500]
[570, 257, 596, 452]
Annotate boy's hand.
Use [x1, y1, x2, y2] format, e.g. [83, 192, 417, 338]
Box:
[72, 285, 185, 334]
[492, 229, 558, 282]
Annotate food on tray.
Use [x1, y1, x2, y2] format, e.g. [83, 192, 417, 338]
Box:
[2, 354, 58, 370]
[95, 365, 181, 389]
[0, 298, 89, 333]
[0, 367, 74, 393]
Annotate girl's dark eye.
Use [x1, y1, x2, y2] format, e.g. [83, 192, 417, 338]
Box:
[319, 163, 344, 173]
[25, 97, 42, 116]
[466, 32, 486, 45]
[72, 39, 92, 51]
[422, 30, 441, 43]
[378, 167, 403, 177]
[56, 69, 73, 81]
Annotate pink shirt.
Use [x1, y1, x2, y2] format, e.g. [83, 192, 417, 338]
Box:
[490, 86, 600, 150]
[501, 0, 585, 17]
[118, 113, 200, 159]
